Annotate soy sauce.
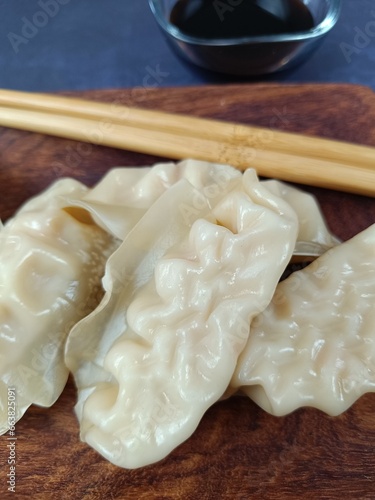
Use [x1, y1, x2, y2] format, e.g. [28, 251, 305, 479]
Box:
[170, 0, 315, 39]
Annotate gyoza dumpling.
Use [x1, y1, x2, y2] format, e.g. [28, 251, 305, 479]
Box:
[65, 167, 298, 468]
[232, 224, 375, 416]
[0, 160, 253, 436]
[0, 179, 116, 434]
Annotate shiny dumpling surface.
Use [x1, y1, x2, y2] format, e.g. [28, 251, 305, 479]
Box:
[0, 179, 115, 434]
[233, 224, 375, 416]
[65, 167, 298, 469]
[71, 163, 338, 259]
[69, 159, 242, 240]
[263, 179, 340, 253]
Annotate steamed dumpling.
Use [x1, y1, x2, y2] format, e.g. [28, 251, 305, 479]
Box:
[0, 179, 116, 434]
[232, 224, 375, 416]
[65, 167, 298, 468]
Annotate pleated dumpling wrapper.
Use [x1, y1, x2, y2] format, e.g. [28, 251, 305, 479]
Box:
[263, 179, 340, 255]
[232, 224, 375, 416]
[65, 167, 298, 468]
[0, 179, 116, 434]
[70, 160, 338, 256]
[67, 159, 242, 240]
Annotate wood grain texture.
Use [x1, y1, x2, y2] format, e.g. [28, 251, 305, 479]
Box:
[0, 83, 374, 500]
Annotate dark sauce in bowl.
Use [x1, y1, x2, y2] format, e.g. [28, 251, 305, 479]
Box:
[170, 0, 315, 39]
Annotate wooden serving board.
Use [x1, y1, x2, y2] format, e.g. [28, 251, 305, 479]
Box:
[0, 84, 375, 500]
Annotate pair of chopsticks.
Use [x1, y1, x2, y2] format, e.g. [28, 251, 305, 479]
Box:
[0, 88, 374, 196]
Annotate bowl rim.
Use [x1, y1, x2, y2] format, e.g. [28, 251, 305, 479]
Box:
[148, 0, 342, 45]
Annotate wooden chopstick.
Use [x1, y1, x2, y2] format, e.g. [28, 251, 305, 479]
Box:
[0, 88, 374, 170]
[0, 88, 374, 196]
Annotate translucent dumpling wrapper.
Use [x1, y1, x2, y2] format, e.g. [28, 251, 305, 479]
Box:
[65, 159, 242, 240]
[0, 179, 116, 435]
[232, 224, 375, 417]
[64, 161, 338, 260]
[65, 167, 299, 469]
[263, 179, 340, 256]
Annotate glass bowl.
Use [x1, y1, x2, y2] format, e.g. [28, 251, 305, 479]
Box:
[148, 0, 342, 75]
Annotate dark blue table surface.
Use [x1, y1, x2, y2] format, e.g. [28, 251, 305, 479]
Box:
[0, 0, 374, 92]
